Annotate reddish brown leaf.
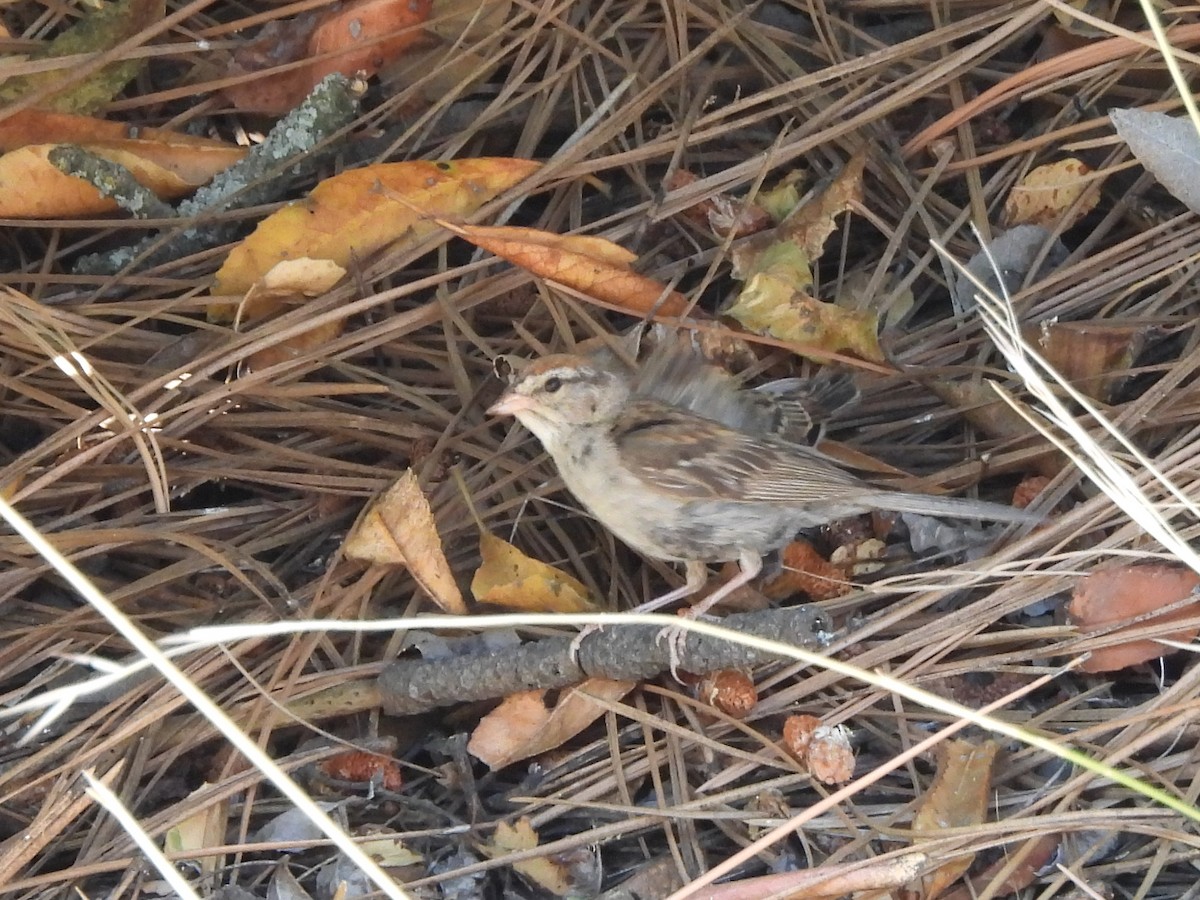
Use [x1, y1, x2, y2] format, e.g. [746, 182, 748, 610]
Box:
[447, 223, 691, 317]
[222, 0, 434, 114]
[1068, 564, 1200, 672]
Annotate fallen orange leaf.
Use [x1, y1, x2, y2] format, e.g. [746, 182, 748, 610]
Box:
[913, 739, 998, 898]
[0, 110, 246, 218]
[212, 157, 541, 306]
[467, 679, 634, 769]
[445, 223, 691, 317]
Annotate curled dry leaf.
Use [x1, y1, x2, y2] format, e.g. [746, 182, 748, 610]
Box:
[445, 222, 691, 317]
[725, 153, 882, 363]
[222, 0, 434, 114]
[343, 469, 466, 614]
[1022, 319, 1149, 402]
[471, 531, 599, 614]
[237, 258, 347, 371]
[1068, 564, 1200, 673]
[213, 157, 541, 302]
[1002, 158, 1101, 228]
[467, 679, 635, 769]
[913, 739, 998, 899]
[667, 169, 773, 239]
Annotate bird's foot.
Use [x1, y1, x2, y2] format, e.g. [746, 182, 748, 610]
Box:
[655, 608, 717, 682]
[567, 623, 604, 666]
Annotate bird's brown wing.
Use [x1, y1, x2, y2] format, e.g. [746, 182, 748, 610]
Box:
[611, 401, 868, 504]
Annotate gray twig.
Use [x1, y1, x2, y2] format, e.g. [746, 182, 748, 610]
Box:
[377, 606, 833, 715]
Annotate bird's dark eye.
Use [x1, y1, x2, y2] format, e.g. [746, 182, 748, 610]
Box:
[543, 376, 563, 394]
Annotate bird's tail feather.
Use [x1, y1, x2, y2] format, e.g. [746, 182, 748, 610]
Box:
[864, 491, 1039, 525]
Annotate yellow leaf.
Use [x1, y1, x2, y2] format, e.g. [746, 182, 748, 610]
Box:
[236, 258, 349, 371]
[1003, 158, 1100, 228]
[344, 470, 466, 614]
[472, 532, 598, 614]
[726, 268, 883, 363]
[483, 819, 575, 896]
[212, 157, 541, 305]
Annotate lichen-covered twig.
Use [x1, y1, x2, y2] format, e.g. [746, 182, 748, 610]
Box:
[75, 73, 364, 276]
[376, 606, 832, 715]
[48, 145, 176, 219]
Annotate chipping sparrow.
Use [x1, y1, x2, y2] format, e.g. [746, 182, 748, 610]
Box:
[488, 345, 1034, 660]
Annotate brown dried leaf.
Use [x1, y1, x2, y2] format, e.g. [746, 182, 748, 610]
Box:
[222, 0, 434, 114]
[780, 149, 866, 258]
[913, 739, 998, 899]
[1022, 320, 1149, 402]
[467, 679, 635, 769]
[344, 470, 466, 614]
[471, 532, 599, 614]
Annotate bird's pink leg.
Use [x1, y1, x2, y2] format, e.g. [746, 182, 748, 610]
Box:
[569, 561, 709, 662]
[660, 550, 763, 679]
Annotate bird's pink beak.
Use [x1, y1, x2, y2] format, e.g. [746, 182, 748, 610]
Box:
[487, 391, 531, 417]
